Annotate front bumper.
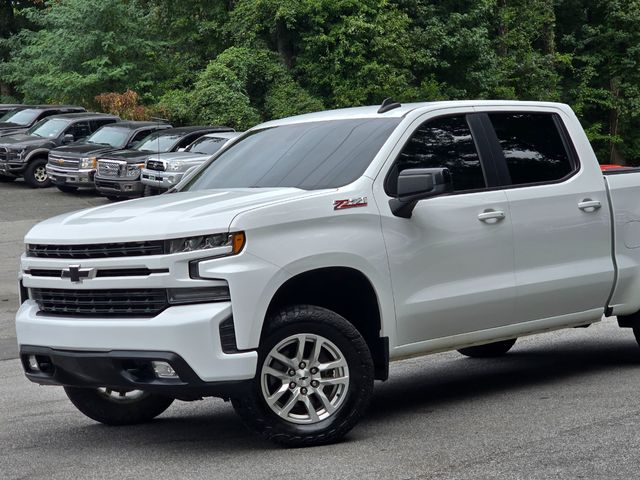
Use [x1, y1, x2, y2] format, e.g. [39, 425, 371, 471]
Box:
[0, 159, 25, 176]
[16, 300, 258, 384]
[140, 168, 183, 190]
[20, 346, 252, 398]
[94, 174, 144, 197]
[46, 165, 95, 187]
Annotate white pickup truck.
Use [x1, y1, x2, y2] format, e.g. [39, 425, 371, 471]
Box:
[16, 100, 640, 447]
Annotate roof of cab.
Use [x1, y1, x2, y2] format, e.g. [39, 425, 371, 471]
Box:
[257, 100, 572, 128]
[45, 112, 119, 121]
[106, 121, 171, 130]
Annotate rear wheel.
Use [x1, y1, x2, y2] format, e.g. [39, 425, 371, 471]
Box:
[64, 387, 174, 426]
[232, 305, 374, 447]
[457, 338, 517, 358]
[56, 185, 78, 193]
[0, 174, 15, 182]
[24, 159, 51, 188]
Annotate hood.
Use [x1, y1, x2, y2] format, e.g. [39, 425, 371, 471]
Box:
[0, 134, 53, 149]
[0, 122, 28, 132]
[52, 143, 118, 158]
[146, 151, 207, 163]
[25, 188, 321, 244]
[99, 149, 150, 163]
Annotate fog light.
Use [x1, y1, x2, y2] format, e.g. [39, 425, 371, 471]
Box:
[152, 361, 178, 379]
[28, 355, 40, 372]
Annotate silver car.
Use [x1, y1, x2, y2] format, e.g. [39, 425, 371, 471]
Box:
[141, 131, 241, 193]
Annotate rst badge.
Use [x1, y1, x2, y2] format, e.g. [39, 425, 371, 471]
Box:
[333, 197, 368, 210]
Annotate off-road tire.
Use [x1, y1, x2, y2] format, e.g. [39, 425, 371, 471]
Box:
[457, 338, 517, 358]
[232, 305, 374, 447]
[24, 158, 51, 188]
[56, 185, 78, 193]
[64, 387, 174, 426]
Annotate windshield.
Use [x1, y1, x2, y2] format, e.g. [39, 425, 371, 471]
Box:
[135, 132, 182, 152]
[27, 118, 69, 138]
[182, 118, 400, 191]
[1, 108, 40, 126]
[86, 126, 129, 148]
[187, 136, 228, 155]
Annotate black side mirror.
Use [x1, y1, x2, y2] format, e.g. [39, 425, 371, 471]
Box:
[63, 133, 75, 143]
[389, 167, 453, 218]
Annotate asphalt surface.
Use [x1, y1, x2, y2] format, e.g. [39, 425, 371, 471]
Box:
[2, 181, 640, 479]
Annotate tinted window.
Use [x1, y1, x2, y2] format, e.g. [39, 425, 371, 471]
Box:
[183, 118, 400, 191]
[489, 113, 574, 185]
[90, 118, 117, 131]
[131, 129, 154, 143]
[67, 121, 91, 139]
[388, 115, 484, 194]
[177, 133, 205, 149]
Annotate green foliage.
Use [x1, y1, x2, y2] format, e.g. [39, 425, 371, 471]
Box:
[3, 0, 640, 163]
[0, 0, 166, 104]
[159, 47, 322, 130]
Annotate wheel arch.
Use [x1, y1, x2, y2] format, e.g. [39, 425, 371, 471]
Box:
[264, 266, 389, 380]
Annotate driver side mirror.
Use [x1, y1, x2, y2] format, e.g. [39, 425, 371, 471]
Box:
[389, 167, 453, 218]
[63, 133, 75, 144]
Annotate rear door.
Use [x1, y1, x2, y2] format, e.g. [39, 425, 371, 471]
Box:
[480, 108, 613, 323]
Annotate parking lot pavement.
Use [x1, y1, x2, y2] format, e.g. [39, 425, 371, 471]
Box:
[3, 183, 640, 479]
[0, 180, 108, 360]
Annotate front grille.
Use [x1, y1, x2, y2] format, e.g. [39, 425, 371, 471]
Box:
[31, 288, 169, 317]
[27, 241, 165, 258]
[26, 267, 169, 277]
[146, 160, 165, 171]
[97, 160, 123, 177]
[0, 147, 16, 161]
[48, 155, 80, 170]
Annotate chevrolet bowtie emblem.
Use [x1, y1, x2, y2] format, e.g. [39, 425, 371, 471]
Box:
[61, 265, 96, 283]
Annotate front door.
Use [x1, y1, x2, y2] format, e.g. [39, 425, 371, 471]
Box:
[375, 112, 516, 346]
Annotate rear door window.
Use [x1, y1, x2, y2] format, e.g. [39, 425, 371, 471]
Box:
[488, 113, 575, 185]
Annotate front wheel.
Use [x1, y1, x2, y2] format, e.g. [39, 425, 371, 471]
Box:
[232, 305, 374, 447]
[24, 159, 51, 188]
[457, 338, 517, 358]
[64, 387, 174, 425]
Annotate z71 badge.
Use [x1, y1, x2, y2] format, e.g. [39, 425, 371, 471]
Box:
[333, 197, 368, 210]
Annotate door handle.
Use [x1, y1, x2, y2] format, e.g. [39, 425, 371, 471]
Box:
[478, 210, 506, 223]
[578, 199, 602, 212]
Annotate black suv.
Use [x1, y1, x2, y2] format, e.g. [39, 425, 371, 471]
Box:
[47, 121, 173, 193]
[94, 126, 233, 200]
[0, 113, 119, 187]
[0, 105, 86, 136]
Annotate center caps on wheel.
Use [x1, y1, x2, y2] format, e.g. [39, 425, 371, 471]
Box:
[297, 369, 311, 387]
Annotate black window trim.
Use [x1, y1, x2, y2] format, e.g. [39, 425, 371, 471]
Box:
[478, 110, 581, 190]
[383, 112, 499, 197]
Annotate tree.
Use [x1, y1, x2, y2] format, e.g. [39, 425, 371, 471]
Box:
[0, 0, 167, 105]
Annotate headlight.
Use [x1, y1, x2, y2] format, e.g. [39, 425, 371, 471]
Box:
[167, 231, 246, 255]
[80, 156, 97, 169]
[167, 161, 183, 171]
[126, 163, 144, 177]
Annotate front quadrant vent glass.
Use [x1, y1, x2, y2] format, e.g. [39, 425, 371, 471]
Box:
[488, 113, 574, 185]
[182, 118, 401, 191]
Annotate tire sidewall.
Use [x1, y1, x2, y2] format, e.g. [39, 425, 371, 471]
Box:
[242, 308, 374, 443]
